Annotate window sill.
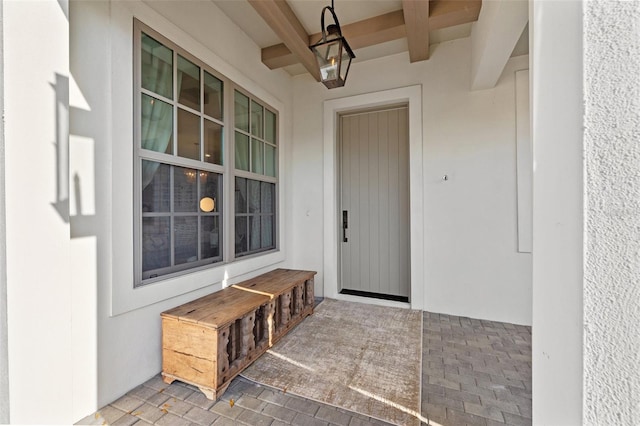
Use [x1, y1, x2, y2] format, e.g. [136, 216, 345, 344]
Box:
[111, 249, 285, 316]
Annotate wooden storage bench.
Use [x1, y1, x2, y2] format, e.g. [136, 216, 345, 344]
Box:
[161, 268, 316, 400]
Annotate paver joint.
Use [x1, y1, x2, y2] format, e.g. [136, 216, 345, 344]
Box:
[77, 311, 530, 426]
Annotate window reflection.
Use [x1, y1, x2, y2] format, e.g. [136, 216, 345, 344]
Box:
[234, 91, 249, 132]
[178, 55, 200, 111]
[204, 119, 223, 165]
[204, 72, 223, 120]
[178, 109, 200, 160]
[234, 177, 275, 257]
[141, 33, 173, 99]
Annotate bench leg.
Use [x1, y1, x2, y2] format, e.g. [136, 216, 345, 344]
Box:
[240, 310, 256, 357]
[305, 278, 315, 307]
[198, 386, 216, 400]
[161, 373, 175, 385]
[280, 292, 291, 327]
[217, 325, 230, 386]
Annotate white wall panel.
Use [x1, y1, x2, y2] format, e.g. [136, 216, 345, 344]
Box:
[531, 1, 584, 423]
[515, 69, 532, 253]
[294, 40, 531, 325]
[4, 0, 73, 422]
[70, 0, 294, 414]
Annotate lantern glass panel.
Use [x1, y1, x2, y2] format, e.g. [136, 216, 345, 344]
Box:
[318, 40, 342, 82]
[340, 49, 351, 81]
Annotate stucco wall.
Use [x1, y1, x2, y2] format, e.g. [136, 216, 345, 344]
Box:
[70, 0, 294, 417]
[3, 0, 73, 423]
[291, 38, 532, 325]
[583, 1, 640, 423]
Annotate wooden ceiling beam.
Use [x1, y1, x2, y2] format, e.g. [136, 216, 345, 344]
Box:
[260, 0, 482, 70]
[263, 10, 406, 70]
[429, 0, 482, 30]
[308, 10, 407, 48]
[402, 0, 430, 62]
[248, 0, 320, 80]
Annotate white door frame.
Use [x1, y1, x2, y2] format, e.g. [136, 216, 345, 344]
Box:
[323, 85, 424, 310]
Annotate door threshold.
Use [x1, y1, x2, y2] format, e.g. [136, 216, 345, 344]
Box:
[340, 289, 409, 303]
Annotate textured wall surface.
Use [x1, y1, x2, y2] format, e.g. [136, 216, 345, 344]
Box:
[291, 41, 532, 325]
[584, 1, 640, 424]
[70, 0, 293, 413]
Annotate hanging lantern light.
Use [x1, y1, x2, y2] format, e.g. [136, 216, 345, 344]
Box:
[309, 0, 355, 89]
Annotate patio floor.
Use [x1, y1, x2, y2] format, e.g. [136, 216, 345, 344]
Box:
[77, 309, 531, 426]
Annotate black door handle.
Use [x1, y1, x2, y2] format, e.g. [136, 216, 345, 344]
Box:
[342, 210, 348, 242]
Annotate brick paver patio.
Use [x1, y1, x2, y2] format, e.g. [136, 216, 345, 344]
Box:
[421, 312, 532, 425]
[77, 310, 531, 426]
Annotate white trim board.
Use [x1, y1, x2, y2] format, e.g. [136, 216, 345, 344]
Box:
[322, 85, 424, 311]
[515, 69, 532, 253]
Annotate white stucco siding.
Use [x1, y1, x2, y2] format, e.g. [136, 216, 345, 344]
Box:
[3, 0, 73, 423]
[583, 1, 640, 424]
[292, 39, 532, 325]
[70, 0, 294, 413]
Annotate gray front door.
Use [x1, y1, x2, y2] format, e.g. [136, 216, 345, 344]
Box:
[339, 106, 410, 301]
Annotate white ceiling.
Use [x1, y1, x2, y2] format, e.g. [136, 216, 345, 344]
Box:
[214, 0, 403, 48]
[211, 0, 528, 76]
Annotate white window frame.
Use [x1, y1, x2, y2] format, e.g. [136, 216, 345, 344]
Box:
[133, 19, 280, 288]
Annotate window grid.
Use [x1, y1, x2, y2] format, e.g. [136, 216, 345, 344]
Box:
[233, 89, 277, 180]
[134, 20, 278, 286]
[233, 88, 278, 258]
[140, 163, 223, 281]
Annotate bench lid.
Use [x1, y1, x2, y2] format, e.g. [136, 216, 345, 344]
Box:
[161, 269, 316, 328]
[161, 287, 268, 328]
[232, 269, 316, 296]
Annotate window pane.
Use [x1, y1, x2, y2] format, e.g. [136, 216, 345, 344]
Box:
[204, 72, 223, 120]
[178, 55, 200, 111]
[141, 33, 173, 99]
[265, 144, 276, 177]
[251, 139, 264, 174]
[265, 109, 276, 144]
[261, 182, 275, 214]
[201, 216, 220, 259]
[141, 94, 173, 154]
[234, 91, 249, 132]
[251, 100, 263, 138]
[235, 132, 249, 171]
[204, 119, 223, 165]
[249, 216, 261, 251]
[142, 161, 170, 212]
[235, 177, 247, 213]
[200, 172, 221, 212]
[137, 29, 280, 284]
[248, 179, 260, 213]
[174, 166, 198, 212]
[174, 216, 198, 265]
[142, 217, 171, 273]
[235, 216, 248, 254]
[261, 215, 274, 248]
[178, 108, 200, 160]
